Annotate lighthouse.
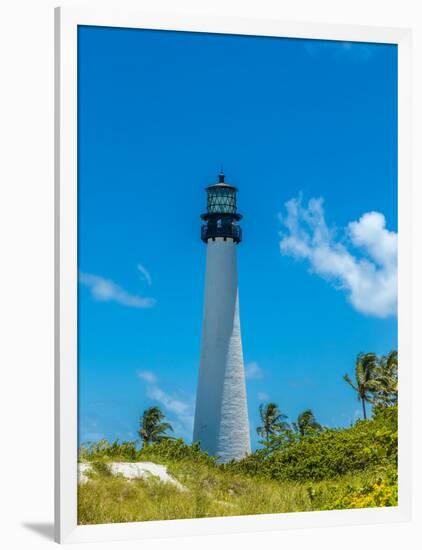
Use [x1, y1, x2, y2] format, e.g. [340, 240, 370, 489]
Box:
[193, 171, 251, 463]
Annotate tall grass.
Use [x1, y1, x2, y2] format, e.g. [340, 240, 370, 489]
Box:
[78, 458, 395, 524]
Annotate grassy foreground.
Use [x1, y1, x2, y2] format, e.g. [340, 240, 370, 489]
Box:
[78, 462, 396, 524]
[78, 407, 398, 524]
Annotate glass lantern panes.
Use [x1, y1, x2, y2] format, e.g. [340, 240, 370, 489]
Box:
[207, 187, 236, 214]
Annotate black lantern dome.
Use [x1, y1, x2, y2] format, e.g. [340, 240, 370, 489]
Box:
[200, 171, 242, 244]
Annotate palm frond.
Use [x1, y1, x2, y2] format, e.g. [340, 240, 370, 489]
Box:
[343, 373, 357, 391]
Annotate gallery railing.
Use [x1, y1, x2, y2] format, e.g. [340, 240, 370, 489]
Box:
[201, 223, 242, 244]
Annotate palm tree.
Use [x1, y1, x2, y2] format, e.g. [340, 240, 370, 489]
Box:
[373, 351, 398, 407]
[293, 409, 322, 437]
[138, 406, 173, 446]
[256, 402, 290, 443]
[343, 352, 378, 420]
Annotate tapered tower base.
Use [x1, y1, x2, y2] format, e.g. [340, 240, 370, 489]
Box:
[193, 238, 251, 462]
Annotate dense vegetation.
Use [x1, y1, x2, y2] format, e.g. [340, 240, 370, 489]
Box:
[78, 351, 398, 524]
[224, 406, 397, 481]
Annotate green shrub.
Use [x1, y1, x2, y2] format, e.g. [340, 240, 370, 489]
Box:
[78, 437, 216, 468]
[226, 406, 397, 482]
[78, 439, 139, 462]
[139, 438, 217, 467]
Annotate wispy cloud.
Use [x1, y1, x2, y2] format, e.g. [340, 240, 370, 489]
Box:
[80, 272, 155, 308]
[245, 361, 263, 380]
[257, 391, 269, 401]
[303, 40, 375, 62]
[138, 372, 194, 441]
[79, 416, 104, 443]
[137, 263, 152, 286]
[146, 386, 190, 416]
[279, 195, 397, 318]
[137, 370, 158, 384]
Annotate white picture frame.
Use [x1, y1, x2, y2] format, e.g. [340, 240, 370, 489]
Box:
[55, 6, 412, 544]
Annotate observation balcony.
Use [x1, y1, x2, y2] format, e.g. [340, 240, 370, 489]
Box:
[201, 222, 242, 244]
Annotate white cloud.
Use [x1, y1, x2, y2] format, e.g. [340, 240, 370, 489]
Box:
[245, 361, 263, 380]
[79, 272, 155, 308]
[137, 372, 194, 441]
[137, 370, 157, 384]
[147, 386, 194, 441]
[279, 196, 397, 318]
[257, 392, 269, 401]
[146, 386, 189, 416]
[137, 263, 152, 286]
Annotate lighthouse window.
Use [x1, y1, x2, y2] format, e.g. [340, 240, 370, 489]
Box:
[207, 188, 236, 214]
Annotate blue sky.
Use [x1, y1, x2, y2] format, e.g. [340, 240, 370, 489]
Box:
[77, 26, 397, 449]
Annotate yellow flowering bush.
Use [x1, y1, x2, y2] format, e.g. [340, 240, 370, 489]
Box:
[324, 469, 398, 509]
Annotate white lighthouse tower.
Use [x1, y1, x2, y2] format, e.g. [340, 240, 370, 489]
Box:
[193, 171, 251, 463]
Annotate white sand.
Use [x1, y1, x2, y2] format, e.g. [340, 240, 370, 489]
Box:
[78, 461, 186, 491]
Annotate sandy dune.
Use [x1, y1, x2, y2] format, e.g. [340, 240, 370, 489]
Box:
[78, 461, 186, 491]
